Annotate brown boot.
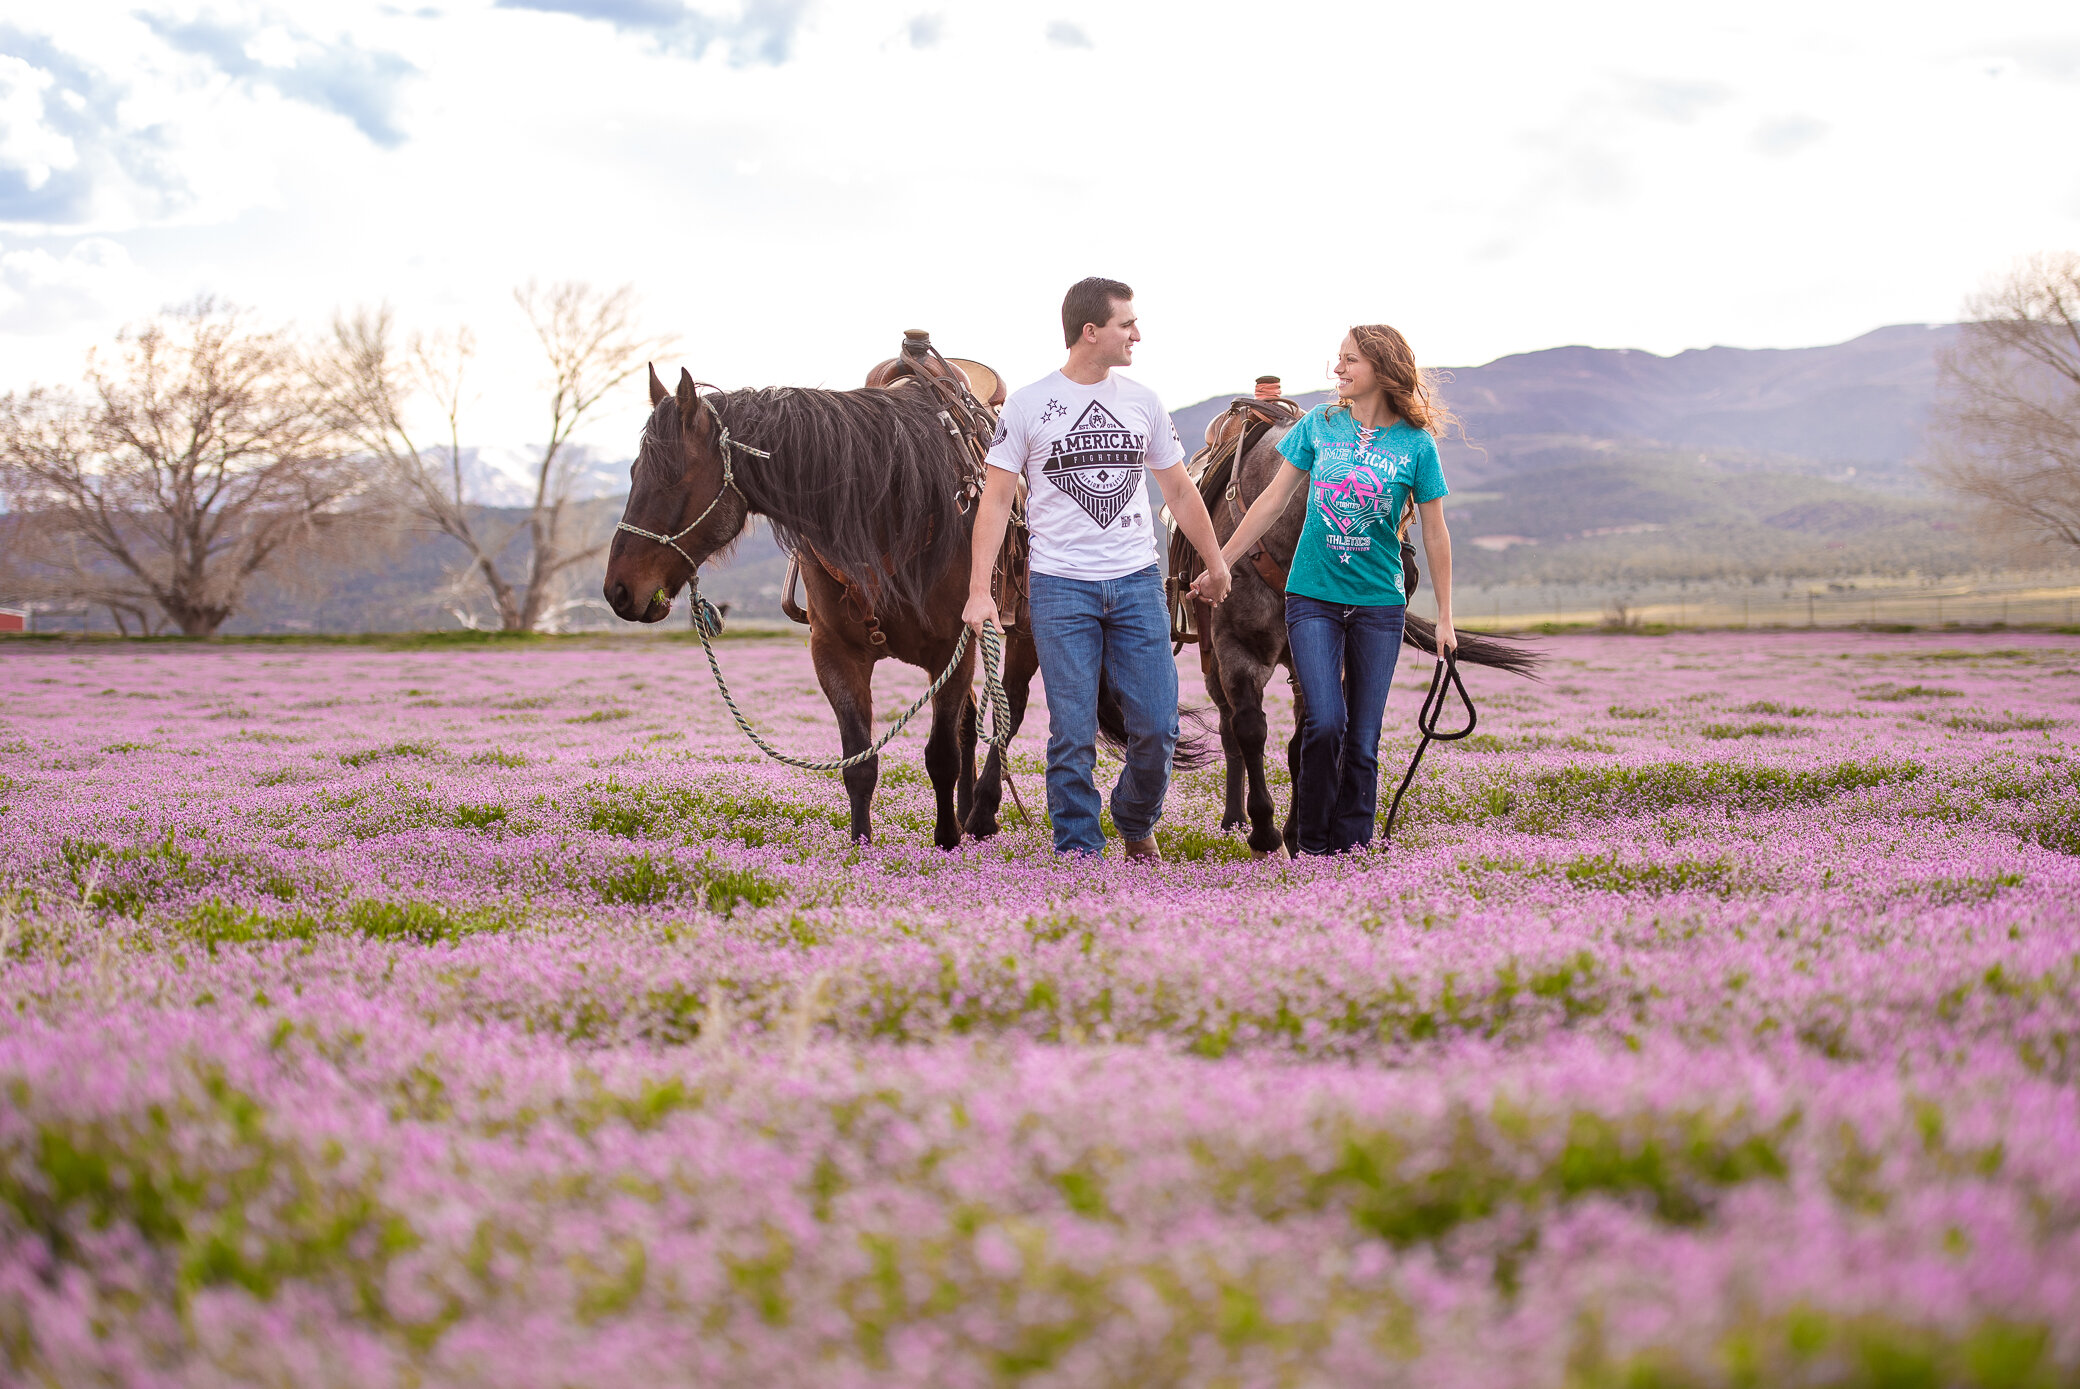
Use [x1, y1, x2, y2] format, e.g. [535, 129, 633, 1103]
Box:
[1123, 836, 1163, 862]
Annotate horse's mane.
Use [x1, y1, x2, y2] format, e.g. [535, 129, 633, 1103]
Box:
[659, 385, 973, 618]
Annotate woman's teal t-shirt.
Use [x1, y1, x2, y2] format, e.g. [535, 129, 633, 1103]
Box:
[1273, 406, 1448, 606]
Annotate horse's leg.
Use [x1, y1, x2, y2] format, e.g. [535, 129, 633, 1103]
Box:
[1282, 660, 1304, 858]
[1215, 631, 1283, 857]
[968, 628, 1040, 840]
[925, 661, 973, 852]
[955, 694, 977, 834]
[1202, 640, 1247, 833]
[810, 631, 878, 843]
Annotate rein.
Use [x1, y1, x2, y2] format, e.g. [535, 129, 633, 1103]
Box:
[613, 390, 1019, 779]
[684, 581, 1016, 775]
[1381, 647, 1475, 841]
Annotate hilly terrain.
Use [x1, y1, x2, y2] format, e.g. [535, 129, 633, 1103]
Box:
[5, 325, 2014, 633]
[1173, 324, 1983, 588]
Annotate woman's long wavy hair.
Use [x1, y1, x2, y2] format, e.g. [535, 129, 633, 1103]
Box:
[1329, 323, 1460, 439]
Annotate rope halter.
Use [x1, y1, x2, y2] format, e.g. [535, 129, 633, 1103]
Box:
[614, 393, 771, 581]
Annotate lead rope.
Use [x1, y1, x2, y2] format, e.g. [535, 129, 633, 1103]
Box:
[1381, 647, 1475, 841]
[687, 581, 1017, 778]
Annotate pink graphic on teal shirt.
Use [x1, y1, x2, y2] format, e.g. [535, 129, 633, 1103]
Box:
[1313, 459, 1392, 534]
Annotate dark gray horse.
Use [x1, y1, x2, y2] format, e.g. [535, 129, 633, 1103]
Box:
[1177, 414, 1541, 856]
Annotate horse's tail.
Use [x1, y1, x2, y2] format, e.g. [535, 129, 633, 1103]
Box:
[1403, 614, 1544, 678]
[1096, 672, 1222, 770]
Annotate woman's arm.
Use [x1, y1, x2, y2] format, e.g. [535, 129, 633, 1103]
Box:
[1211, 460, 1309, 571]
[1416, 496, 1455, 653]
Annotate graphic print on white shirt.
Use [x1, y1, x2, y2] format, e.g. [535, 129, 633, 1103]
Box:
[1043, 399, 1144, 529]
[984, 371, 1183, 582]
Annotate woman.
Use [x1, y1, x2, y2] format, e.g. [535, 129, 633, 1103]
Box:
[1199, 324, 1457, 855]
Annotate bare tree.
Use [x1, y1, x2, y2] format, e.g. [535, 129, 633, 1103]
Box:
[1928, 252, 2080, 558]
[0, 300, 370, 637]
[321, 281, 674, 632]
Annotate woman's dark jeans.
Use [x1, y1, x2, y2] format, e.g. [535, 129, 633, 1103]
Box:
[1284, 595, 1407, 855]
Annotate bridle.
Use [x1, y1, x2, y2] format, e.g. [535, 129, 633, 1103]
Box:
[613, 391, 770, 573]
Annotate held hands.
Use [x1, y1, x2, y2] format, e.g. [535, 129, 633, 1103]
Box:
[963, 591, 1008, 632]
[1189, 557, 1233, 606]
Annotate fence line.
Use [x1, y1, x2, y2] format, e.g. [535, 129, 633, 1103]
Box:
[1445, 577, 2080, 632]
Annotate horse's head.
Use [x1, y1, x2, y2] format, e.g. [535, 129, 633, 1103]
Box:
[603, 365, 751, 623]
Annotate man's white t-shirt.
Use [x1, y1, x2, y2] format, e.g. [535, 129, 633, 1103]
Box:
[984, 370, 1185, 582]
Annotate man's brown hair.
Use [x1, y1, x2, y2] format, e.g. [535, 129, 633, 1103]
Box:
[1061, 277, 1133, 349]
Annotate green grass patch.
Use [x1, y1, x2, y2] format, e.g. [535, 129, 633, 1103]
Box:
[468, 749, 529, 768]
[173, 897, 526, 948]
[1525, 757, 1923, 820]
[584, 781, 847, 842]
[587, 853, 787, 915]
[1595, 1311, 2064, 1389]
[1913, 647, 2037, 662]
[1941, 713, 2062, 734]
[1903, 871, 2025, 904]
[567, 708, 633, 724]
[340, 741, 440, 768]
[1153, 823, 1258, 863]
[1, 1077, 418, 1312]
[1857, 683, 1964, 702]
[1737, 701, 1815, 717]
[1395, 757, 1930, 833]
[2032, 818, 2080, 857]
[1606, 705, 1660, 720]
[1560, 852, 1751, 896]
[1321, 1104, 1793, 1252]
[61, 834, 217, 915]
[1700, 721, 1792, 740]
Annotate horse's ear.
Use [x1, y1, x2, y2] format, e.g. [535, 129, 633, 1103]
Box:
[675, 368, 697, 421]
[647, 362, 667, 407]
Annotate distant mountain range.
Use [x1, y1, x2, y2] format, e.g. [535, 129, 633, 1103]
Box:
[6, 326, 2009, 633]
[1169, 324, 1981, 588]
[1176, 323, 1953, 485]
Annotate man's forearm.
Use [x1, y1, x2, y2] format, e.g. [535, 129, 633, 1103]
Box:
[968, 486, 1014, 598]
[1169, 485, 1225, 568]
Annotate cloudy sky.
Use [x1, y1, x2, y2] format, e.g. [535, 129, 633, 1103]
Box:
[2, 0, 2077, 457]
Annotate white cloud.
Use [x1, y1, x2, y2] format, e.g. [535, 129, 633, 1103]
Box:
[1753, 115, 1828, 156]
[0, 0, 2076, 454]
[492, 0, 813, 66]
[0, 24, 187, 228]
[0, 236, 140, 332]
[905, 12, 942, 48]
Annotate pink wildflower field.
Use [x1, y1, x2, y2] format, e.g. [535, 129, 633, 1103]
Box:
[2, 629, 2078, 1387]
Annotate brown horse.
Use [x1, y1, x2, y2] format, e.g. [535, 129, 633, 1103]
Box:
[603, 366, 1040, 849]
[1176, 411, 1542, 856]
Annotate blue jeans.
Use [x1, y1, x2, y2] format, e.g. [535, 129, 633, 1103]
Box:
[1027, 564, 1178, 856]
[1285, 595, 1407, 855]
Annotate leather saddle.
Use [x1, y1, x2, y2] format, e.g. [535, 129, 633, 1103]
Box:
[1166, 387, 1305, 651]
[865, 329, 1008, 408]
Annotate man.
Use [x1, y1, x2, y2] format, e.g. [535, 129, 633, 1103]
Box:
[964, 278, 1232, 859]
